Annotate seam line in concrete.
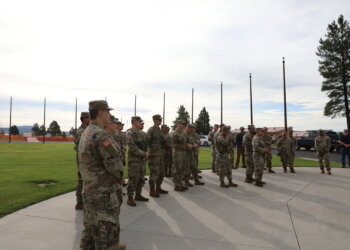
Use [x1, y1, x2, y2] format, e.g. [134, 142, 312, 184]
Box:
[286, 175, 319, 203]
[13, 213, 83, 225]
[286, 203, 301, 250]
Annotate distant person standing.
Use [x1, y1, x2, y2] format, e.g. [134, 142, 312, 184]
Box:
[262, 127, 275, 173]
[315, 129, 332, 174]
[288, 129, 297, 170]
[277, 131, 295, 173]
[208, 124, 219, 173]
[243, 125, 255, 183]
[73, 111, 90, 210]
[338, 129, 350, 168]
[252, 128, 268, 187]
[235, 127, 247, 169]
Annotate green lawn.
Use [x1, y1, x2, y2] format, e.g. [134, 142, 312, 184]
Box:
[0, 144, 341, 218]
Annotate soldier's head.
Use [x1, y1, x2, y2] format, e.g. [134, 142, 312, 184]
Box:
[248, 125, 255, 134]
[105, 115, 119, 133]
[282, 130, 287, 138]
[344, 129, 348, 135]
[288, 129, 294, 137]
[187, 124, 195, 133]
[191, 124, 197, 132]
[88, 100, 113, 126]
[214, 124, 219, 132]
[152, 114, 162, 126]
[176, 120, 187, 130]
[240, 126, 245, 133]
[222, 126, 230, 135]
[256, 128, 263, 136]
[319, 129, 324, 136]
[262, 127, 268, 135]
[117, 120, 124, 131]
[131, 116, 143, 129]
[80, 112, 90, 126]
[219, 124, 225, 131]
[161, 124, 168, 133]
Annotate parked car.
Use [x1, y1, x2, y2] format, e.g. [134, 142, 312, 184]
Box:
[296, 130, 340, 152]
[199, 135, 212, 146]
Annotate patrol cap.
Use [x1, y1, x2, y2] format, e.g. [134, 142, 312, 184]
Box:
[176, 119, 187, 125]
[131, 116, 143, 123]
[161, 124, 168, 129]
[152, 114, 162, 120]
[248, 125, 255, 130]
[191, 123, 197, 128]
[263, 127, 268, 131]
[288, 129, 294, 133]
[240, 126, 244, 130]
[89, 100, 113, 111]
[318, 129, 324, 132]
[227, 125, 231, 130]
[220, 123, 225, 127]
[256, 128, 263, 132]
[214, 124, 219, 127]
[223, 126, 230, 132]
[117, 121, 124, 125]
[110, 115, 119, 124]
[80, 112, 90, 119]
[188, 124, 196, 129]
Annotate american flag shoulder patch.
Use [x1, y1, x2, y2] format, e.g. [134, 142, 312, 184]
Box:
[103, 138, 112, 147]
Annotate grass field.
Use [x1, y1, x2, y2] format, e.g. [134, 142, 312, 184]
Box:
[0, 144, 342, 218]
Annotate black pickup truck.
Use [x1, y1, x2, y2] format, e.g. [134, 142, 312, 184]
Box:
[296, 130, 340, 152]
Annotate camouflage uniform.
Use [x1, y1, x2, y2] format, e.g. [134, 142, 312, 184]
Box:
[78, 121, 123, 250]
[126, 128, 148, 198]
[228, 132, 235, 169]
[216, 134, 233, 183]
[74, 124, 86, 205]
[147, 126, 165, 185]
[193, 131, 200, 171]
[243, 132, 255, 179]
[172, 128, 187, 188]
[114, 131, 126, 167]
[163, 133, 173, 176]
[289, 135, 297, 169]
[261, 133, 273, 171]
[277, 137, 294, 172]
[208, 130, 217, 172]
[185, 131, 198, 182]
[214, 130, 223, 173]
[252, 133, 265, 184]
[315, 135, 331, 172]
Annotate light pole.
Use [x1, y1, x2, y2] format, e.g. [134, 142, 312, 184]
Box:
[191, 88, 194, 124]
[75, 98, 77, 130]
[250, 73, 253, 125]
[220, 82, 223, 124]
[134, 95, 137, 116]
[282, 57, 287, 131]
[163, 92, 165, 125]
[9, 96, 12, 143]
[43, 97, 46, 144]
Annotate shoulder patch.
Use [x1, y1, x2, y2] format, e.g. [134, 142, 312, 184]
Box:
[103, 138, 112, 147]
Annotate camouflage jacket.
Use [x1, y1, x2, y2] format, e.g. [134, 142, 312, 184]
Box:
[289, 136, 297, 152]
[74, 124, 87, 152]
[243, 133, 254, 153]
[172, 129, 187, 151]
[315, 136, 331, 153]
[261, 134, 272, 150]
[163, 133, 173, 152]
[252, 135, 265, 155]
[193, 132, 200, 153]
[147, 125, 164, 156]
[228, 132, 235, 152]
[78, 121, 123, 196]
[126, 127, 148, 159]
[277, 137, 293, 154]
[208, 130, 216, 145]
[186, 132, 196, 153]
[216, 134, 230, 155]
[214, 130, 222, 148]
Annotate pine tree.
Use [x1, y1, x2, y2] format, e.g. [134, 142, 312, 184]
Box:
[32, 123, 41, 136]
[9, 125, 20, 135]
[39, 125, 46, 136]
[172, 105, 190, 129]
[47, 120, 62, 136]
[316, 15, 350, 129]
[195, 107, 211, 135]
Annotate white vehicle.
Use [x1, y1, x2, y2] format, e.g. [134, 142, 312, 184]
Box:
[199, 135, 212, 146]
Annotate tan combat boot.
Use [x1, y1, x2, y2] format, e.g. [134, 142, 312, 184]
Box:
[118, 244, 126, 250]
[75, 202, 83, 210]
[220, 181, 229, 188]
[135, 192, 149, 202]
[156, 183, 168, 194]
[149, 181, 159, 197]
[228, 180, 238, 187]
[127, 196, 136, 207]
[194, 179, 205, 185]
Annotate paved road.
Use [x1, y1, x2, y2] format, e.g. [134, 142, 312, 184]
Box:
[271, 148, 342, 163]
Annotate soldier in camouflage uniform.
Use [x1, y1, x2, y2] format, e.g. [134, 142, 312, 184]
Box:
[227, 126, 235, 169]
[243, 125, 256, 183]
[162, 125, 173, 177]
[277, 131, 295, 173]
[125, 116, 149, 206]
[315, 129, 332, 174]
[262, 127, 275, 173]
[288, 129, 297, 171]
[139, 121, 148, 181]
[192, 125, 202, 177]
[172, 120, 188, 191]
[252, 128, 268, 187]
[216, 126, 238, 187]
[185, 124, 205, 186]
[214, 124, 225, 174]
[74, 112, 90, 210]
[147, 114, 168, 197]
[208, 124, 219, 173]
[78, 100, 125, 250]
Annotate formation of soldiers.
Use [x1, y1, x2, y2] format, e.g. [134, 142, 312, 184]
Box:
[74, 100, 333, 250]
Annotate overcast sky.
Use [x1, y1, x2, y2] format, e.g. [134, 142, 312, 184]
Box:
[1, 0, 350, 132]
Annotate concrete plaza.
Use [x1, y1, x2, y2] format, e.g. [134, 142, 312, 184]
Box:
[0, 167, 349, 250]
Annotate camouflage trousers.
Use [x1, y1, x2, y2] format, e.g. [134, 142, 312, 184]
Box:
[127, 159, 145, 197]
[173, 150, 186, 187]
[245, 152, 254, 175]
[76, 154, 83, 204]
[280, 153, 294, 169]
[264, 152, 272, 170]
[217, 153, 232, 182]
[163, 150, 173, 175]
[186, 151, 198, 181]
[317, 152, 330, 171]
[148, 154, 164, 184]
[253, 153, 264, 182]
[80, 190, 121, 250]
[211, 146, 216, 171]
[235, 146, 246, 168]
[229, 150, 234, 168]
[194, 149, 199, 168]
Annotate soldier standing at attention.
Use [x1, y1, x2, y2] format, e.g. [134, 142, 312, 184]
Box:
[125, 116, 149, 206]
[288, 129, 297, 170]
[315, 129, 332, 174]
[235, 127, 247, 169]
[172, 120, 188, 191]
[147, 114, 168, 197]
[162, 125, 173, 177]
[262, 127, 275, 173]
[216, 126, 239, 188]
[227, 126, 235, 169]
[78, 100, 125, 250]
[139, 121, 148, 181]
[243, 125, 256, 183]
[208, 124, 219, 173]
[214, 124, 225, 174]
[277, 131, 295, 173]
[74, 112, 90, 210]
[252, 128, 268, 187]
[192, 125, 202, 177]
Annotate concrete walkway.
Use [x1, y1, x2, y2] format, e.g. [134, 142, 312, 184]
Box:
[0, 168, 349, 250]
